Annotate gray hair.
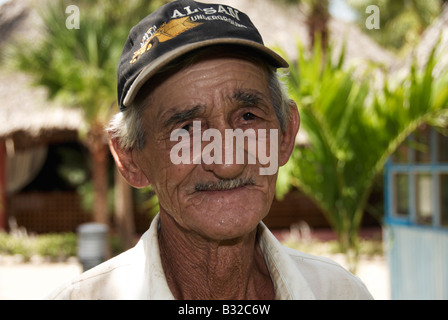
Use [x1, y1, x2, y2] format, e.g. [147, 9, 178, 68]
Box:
[107, 50, 291, 150]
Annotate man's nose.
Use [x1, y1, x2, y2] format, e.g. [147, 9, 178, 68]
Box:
[200, 124, 247, 179]
[202, 159, 246, 180]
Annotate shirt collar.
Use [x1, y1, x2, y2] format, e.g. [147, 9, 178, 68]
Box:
[140, 214, 316, 300]
[257, 221, 316, 299]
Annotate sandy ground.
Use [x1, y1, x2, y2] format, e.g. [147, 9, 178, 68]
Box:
[0, 258, 83, 299]
[0, 254, 389, 300]
[328, 254, 390, 300]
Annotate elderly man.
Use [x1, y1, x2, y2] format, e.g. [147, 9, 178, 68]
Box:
[47, 0, 372, 300]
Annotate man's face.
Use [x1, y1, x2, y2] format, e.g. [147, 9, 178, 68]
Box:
[130, 53, 295, 241]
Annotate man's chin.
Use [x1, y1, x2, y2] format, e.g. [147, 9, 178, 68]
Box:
[183, 207, 267, 242]
[164, 186, 273, 240]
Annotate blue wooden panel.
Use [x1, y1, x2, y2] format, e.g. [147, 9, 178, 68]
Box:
[385, 225, 448, 299]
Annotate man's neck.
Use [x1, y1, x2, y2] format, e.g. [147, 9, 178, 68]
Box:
[157, 212, 275, 300]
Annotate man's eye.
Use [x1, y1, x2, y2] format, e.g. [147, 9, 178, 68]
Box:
[181, 123, 193, 132]
[242, 112, 257, 121]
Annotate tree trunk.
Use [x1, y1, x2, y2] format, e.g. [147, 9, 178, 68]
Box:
[338, 226, 360, 274]
[306, 0, 330, 52]
[87, 124, 109, 225]
[0, 139, 6, 231]
[114, 166, 136, 249]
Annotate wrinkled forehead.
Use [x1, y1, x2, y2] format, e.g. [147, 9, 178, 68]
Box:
[133, 45, 272, 114]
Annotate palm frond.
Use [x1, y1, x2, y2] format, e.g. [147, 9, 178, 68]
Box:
[280, 37, 448, 271]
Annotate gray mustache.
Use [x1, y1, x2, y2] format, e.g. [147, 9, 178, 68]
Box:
[194, 177, 255, 192]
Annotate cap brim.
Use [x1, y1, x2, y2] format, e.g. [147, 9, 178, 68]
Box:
[123, 38, 288, 108]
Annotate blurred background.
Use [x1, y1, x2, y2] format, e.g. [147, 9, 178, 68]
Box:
[0, 0, 447, 300]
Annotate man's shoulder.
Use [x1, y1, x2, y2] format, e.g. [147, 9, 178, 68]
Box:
[282, 246, 373, 299]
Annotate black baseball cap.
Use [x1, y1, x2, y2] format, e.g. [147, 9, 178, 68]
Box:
[117, 0, 288, 111]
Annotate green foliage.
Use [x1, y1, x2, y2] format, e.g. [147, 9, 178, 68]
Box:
[6, 0, 170, 125]
[56, 145, 90, 188]
[34, 233, 77, 258]
[77, 180, 115, 214]
[0, 232, 77, 261]
[278, 38, 448, 271]
[0, 232, 32, 258]
[140, 187, 160, 219]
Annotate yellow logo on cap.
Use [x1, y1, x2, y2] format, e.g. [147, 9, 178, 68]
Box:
[130, 17, 202, 64]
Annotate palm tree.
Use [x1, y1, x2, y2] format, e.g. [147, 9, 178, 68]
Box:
[8, 0, 168, 247]
[277, 40, 448, 272]
[274, 0, 330, 51]
[9, 1, 118, 225]
[304, 0, 330, 51]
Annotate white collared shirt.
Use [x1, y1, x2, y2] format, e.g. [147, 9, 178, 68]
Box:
[45, 214, 372, 300]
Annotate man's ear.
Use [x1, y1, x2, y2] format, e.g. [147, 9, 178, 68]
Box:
[108, 132, 150, 189]
[279, 99, 300, 167]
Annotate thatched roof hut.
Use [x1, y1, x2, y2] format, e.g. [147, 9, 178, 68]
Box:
[0, 0, 86, 230]
[0, 71, 84, 149]
[405, 4, 448, 76]
[0, 0, 84, 149]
